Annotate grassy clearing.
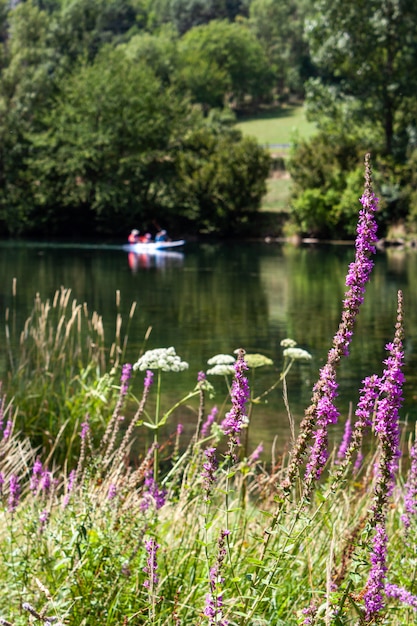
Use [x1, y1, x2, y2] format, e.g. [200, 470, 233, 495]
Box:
[236, 104, 316, 214]
[260, 174, 292, 212]
[236, 104, 317, 147]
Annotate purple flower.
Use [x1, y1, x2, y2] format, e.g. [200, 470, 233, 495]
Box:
[372, 291, 404, 523]
[385, 583, 417, 610]
[176, 423, 183, 436]
[144, 369, 154, 390]
[0, 472, 4, 495]
[3, 419, 12, 439]
[353, 449, 364, 475]
[40, 470, 52, 494]
[140, 470, 167, 511]
[204, 529, 230, 626]
[80, 418, 89, 440]
[304, 365, 339, 485]
[8, 474, 20, 512]
[283, 156, 379, 496]
[108, 483, 117, 500]
[198, 371, 206, 382]
[30, 459, 43, 492]
[39, 509, 49, 532]
[402, 437, 417, 530]
[201, 406, 218, 438]
[120, 363, 133, 396]
[301, 603, 318, 625]
[202, 447, 218, 501]
[62, 469, 76, 508]
[221, 349, 250, 445]
[364, 523, 388, 619]
[336, 415, 352, 463]
[248, 443, 263, 465]
[143, 537, 159, 589]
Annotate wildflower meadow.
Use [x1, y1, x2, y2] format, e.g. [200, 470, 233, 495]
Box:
[1, 154, 417, 625]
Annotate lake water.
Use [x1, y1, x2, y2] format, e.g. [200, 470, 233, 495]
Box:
[0, 240, 416, 455]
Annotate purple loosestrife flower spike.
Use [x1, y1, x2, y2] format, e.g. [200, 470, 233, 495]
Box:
[248, 443, 263, 465]
[336, 415, 352, 463]
[402, 436, 417, 530]
[143, 537, 160, 589]
[80, 418, 89, 440]
[385, 583, 417, 610]
[3, 420, 12, 439]
[372, 290, 404, 524]
[8, 474, 20, 512]
[144, 369, 154, 389]
[120, 362, 132, 396]
[332, 374, 380, 486]
[62, 469, 76, 508]
[221, 349, 250, 449]
[30, 458, 43, 492]
[108, 483, 117, 500]
[202, 447, 218, 501]
[140, 470, 167, 511]
[204, 529, 230, 626]
[282, 154, 379, 496]
[201, 406, 218, 438]
[364, 523, 388, 619]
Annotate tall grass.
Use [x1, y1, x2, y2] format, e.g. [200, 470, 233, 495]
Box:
[0, 156, 416, 625]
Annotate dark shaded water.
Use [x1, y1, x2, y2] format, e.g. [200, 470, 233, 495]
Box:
[0, 240, 416, 454]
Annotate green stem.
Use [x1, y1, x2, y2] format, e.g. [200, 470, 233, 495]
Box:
[153, 369, 162, 481]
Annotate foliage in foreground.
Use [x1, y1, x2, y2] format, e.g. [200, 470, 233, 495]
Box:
[1, 156, 417, 625]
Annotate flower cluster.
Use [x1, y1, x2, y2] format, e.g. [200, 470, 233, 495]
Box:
[244, 353, 274, 368]
[133, 347, 188, 372]
[207, 354, 235, 377]
[140, 470, 167, 511]
[120, 362, 133, 396]
[202, 447, 218, 501]
[372, 291, 404, 523]
[143, 537, 160, 590]
[283, 347, 312, 362]
[402, 437, 417, 530]
[201, 406, 218, 438]
[204, 529, 230, 626]
[282, 155, 379, 496]
[364, 523, 388, 619]
[8, 474, 20, 512]
[385, 583, 417, 611]
[221, 349, 250, 445]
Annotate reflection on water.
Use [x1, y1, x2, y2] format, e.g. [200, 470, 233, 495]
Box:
[0, 241, 416, 454]
[127, 250, 184, 272]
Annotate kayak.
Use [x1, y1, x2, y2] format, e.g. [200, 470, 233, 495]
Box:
[123, 240, 185, 253]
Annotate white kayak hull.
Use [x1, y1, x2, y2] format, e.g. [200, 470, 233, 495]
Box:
[123, 240, 185, 253]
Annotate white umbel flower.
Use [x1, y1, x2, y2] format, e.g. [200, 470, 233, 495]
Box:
[283, 347, 312, 361]
[133, 347, 189, 372]
[207, 354, 235, 366]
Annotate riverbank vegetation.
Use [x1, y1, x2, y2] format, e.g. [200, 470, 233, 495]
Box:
[0, 0, 417, 240]
[1, 159, 417, 624]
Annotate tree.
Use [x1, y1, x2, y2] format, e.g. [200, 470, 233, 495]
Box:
[173, 115, 271, 234]
[249, 0, 311, 98]
[178, 19, 273, 110]
[148, 0, 249, 34]
[304, 0, 417, 159]
[25, 46, 187, 235]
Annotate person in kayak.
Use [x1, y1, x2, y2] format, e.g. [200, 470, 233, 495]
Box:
[155, 229, 168, 242]
[128, 229, 140, 243]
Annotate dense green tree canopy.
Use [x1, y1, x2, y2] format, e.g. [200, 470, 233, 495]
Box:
[304, 0, 417, 159]
[178, 19, 273, 109]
